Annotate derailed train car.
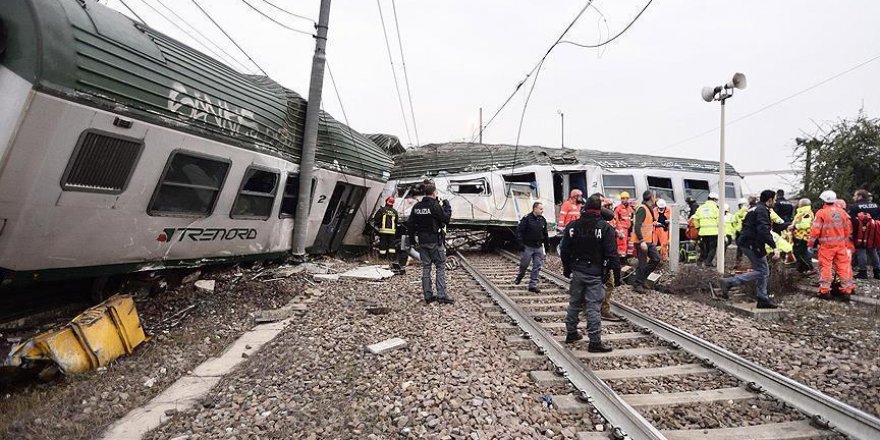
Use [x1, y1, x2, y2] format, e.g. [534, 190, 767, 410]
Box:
[388, 142, 742, 236]
[0, 0, 394, 285]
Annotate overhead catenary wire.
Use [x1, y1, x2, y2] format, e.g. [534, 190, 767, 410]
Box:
[258, 0, 317, 24]
[649, 51, 880, 155]
[190, 0, 268, 75]
[558, 0, 654, 49]
[239, 0, 315, 36]
[138, 0, 255, 73]
[117, 0, 146, 23]
[390, 0, 420, 146]
[376, 0, 413, 146]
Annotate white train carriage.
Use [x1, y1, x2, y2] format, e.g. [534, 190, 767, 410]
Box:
[0, 0, 394, 285]
[387, 143, 742, 234]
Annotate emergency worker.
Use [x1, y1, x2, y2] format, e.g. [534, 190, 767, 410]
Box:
[848, 189, 880, 279]
[613, 192, 634, 257]
[724, 204, 735, 246]
[596, 195, 622, 322]
[372, 196, 399, 259]
[811, 190, 854, 299]
[773, 189, 795, 226]
[560, 194, 620, 352]
[732, 197, 751, 269]
[408, 183, 453, 304]
[720, 190, 779, 308]
[655, 199, 670, 261]
[691, 192, 720, 267]
[557, 189, 584, 232]
[631, 190, 660, 293]
[791, 198, 815, 274]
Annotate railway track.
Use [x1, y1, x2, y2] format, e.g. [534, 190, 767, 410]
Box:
[457, 251, 880, 440]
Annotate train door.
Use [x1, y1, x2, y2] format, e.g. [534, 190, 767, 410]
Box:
[553, 171, 588, 203]
[310, 182, 367, 254]
[503, 172, 538, 219]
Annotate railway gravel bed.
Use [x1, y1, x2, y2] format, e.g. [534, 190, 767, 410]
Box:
[604, 372, 741, 394]
[145, 264, 597, 439]
[642, 398, 803, 430]
[0, 261, 327, 440]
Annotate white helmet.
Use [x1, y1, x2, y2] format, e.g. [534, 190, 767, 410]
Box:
[738, 197, 747, 205]
[724, 203, 730, 211]
[708, 192, 719, 200]
[820, 190, 837, 203]
[656, 199, 667, 209]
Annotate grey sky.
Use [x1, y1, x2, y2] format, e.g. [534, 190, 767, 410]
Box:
[111, 0, 880, 195]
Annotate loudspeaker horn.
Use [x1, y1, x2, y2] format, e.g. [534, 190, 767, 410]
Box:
[701, 86, 717, 102]
[727, 72, 747, 90]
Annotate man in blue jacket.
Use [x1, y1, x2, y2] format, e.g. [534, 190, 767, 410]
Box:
[514, 202, 550, 293]
[721, 190, 779, 309]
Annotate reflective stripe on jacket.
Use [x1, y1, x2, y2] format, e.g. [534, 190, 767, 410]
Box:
[793, 205, 813, 241]
[810, 205, 852, 247]
[374, 206, 398, 235]
[631, 205, 658, 244]
[691, 200, 719, 236]
[557, 199, 581, 230]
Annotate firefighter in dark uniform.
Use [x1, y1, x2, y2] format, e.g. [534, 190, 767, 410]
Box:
[560, 194, 620, 352]
[407, 182, 453, 304]
[373, 196, 399, 260]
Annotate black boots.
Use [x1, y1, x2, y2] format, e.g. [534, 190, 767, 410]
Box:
[513, 275, 523, 285]
[564, 332, 583, 343]
[719, 279, 731, 299]
[438, 297, 455, 305]
[528, 286, 541, 293]
[756, 300, 779, 309]
[855, 270, 868, 279]
[587, 342, 613, 353]
[874, 270, 880, 280]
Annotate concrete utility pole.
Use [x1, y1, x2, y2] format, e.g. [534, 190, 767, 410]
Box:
[291, 0, 332, 260]
[479, 107, 483, 143]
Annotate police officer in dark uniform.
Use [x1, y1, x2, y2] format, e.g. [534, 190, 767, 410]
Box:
[560, 194, 620, 352]
[407, 182, 453, 304]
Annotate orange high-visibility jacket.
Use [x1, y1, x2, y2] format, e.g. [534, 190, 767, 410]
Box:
[614, 204, 634, 231]
[809, 205, 852, 247]
[557, 199, 581, 229]
[631, 205, 659, 244]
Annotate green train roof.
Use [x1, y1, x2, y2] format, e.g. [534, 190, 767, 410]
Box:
[0, 0, 392, 181]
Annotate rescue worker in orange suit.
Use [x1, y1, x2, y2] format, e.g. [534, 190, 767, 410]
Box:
[848, 189, 880, 279]
[631, 190, 661, 293]
[598, 195, 622, 321]
[373, 196, 399, 260]
[557, 189, 584, 233]
[655, 199, 671, 261]
[613, 192, 634, 257]
[810, 190, 854, 300]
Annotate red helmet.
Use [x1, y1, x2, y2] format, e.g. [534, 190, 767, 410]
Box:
[385, 196, 395, 206]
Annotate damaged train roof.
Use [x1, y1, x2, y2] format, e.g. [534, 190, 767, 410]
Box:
[391, 142, 740, 179]
[2, 0, 393, 181]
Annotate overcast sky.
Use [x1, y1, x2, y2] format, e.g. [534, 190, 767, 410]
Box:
[109, 0, 880, 195]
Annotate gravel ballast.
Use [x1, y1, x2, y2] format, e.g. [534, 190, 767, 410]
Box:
[144, 263, 599, 439]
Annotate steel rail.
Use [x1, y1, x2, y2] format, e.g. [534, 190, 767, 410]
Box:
[456, 251, 666, 440]
[497, 250, 880, 440]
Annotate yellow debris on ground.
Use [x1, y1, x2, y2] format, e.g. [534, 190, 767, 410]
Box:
[4, 295, 146, 374]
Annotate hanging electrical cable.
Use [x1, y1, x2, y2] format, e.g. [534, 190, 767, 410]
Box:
[376, 0, 413, 146]
[238, 0, 315, 36]
[390, 0, 419, 146]
[150, 0, 256, 73]
[117, 0, 146, 23]
[259, 0, 316, 24]
[190, 0, 268, 75]
[137, 0, 255, 73]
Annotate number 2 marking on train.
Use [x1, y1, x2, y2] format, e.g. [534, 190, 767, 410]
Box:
[317, 195, 327, 203]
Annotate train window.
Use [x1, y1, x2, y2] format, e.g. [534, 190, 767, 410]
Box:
[647, 176, 675, 203]
[503, 173, 538, 198]
[148, 152, 230, 217]
[725, 182, 737, 199]
[602, 174, 635, 201]
[684, 179, 710, 203]
[396, 182, 423, 198]
[231, 167, 280, 219]
[61, 131, 144, 194]
[280, 173, 317, 218]
[449, 178, 490, 195]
